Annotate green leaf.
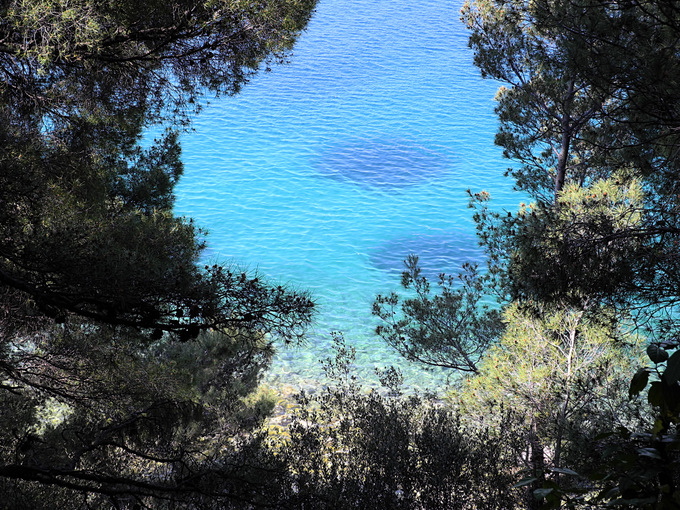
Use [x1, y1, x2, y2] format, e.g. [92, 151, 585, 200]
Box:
[652, 419, 665, 435]
[551, 467, 579, 476]
[649, 381, 664, 407]
[513, 477, 539, 488]
[629, 368, 649, 399]
[637, 447, 662, 460]
[534, 488, 554, 499]
[663, 350, 680, 385]
[648, 344, 669, 363]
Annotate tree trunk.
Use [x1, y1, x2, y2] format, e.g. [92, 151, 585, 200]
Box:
[554, 80, 575, 201]
[527, 418, 546, 510]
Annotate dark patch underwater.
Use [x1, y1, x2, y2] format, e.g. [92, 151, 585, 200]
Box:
[314, 137, 450, 190]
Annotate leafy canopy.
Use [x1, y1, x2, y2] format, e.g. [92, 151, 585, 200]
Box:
[0, 0, 317, 506]
[462, 0, 680, 507]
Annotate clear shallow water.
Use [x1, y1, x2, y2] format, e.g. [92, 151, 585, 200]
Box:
[175, 0, 519, 392]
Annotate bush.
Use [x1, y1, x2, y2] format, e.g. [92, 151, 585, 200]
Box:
[271, 335, 524, 509]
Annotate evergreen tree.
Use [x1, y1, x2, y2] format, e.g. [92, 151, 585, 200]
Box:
[462, 0, 680, 506]
[373, 255, 502, 374]
[0, 0, 316, 506]
[464, 0, 680, 320]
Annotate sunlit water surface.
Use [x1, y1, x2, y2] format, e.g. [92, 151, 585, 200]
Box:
[175, 0, 519, 393]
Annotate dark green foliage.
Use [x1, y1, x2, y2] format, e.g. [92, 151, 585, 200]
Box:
[373, 254, 503, 373]
[567, 341, 680, 509]
[470, 179, 655, 310]
[275, 335, 524, 509]
[0, 0, 317, 506]
[463, 0, 680, 203]
[462, 0, 680, 507]
[0, 327, 286, 509]
[465, 0, 680, 322]
[0, 0, 317, 340]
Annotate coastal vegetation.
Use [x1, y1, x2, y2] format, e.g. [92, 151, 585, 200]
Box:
[2, 0, 680, 508]
[0, 0, 317, 506]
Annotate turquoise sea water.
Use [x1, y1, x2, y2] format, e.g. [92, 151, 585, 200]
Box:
[175, 0, 519, 391]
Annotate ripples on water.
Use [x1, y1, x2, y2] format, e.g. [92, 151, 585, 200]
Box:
[370, 231, 485, 279]
[174, 0, 519, 392]
[315, 137, 450, 189]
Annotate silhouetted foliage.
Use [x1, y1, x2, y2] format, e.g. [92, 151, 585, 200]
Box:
[0, 0, 316, 506]
[273, 335, 524, 509]
[373, 255, 502, 373]
[462, 0, 680, 507]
